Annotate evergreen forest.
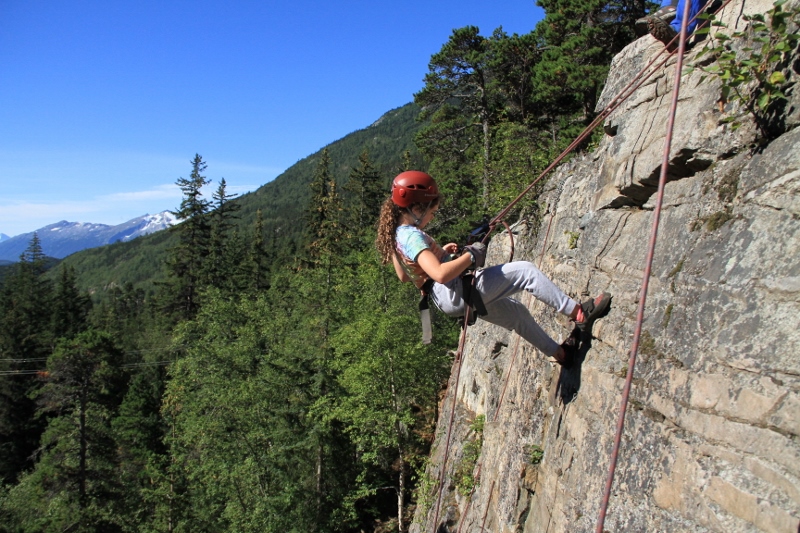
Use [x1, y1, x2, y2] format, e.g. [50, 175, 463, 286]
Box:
[0, 2, 650, 531]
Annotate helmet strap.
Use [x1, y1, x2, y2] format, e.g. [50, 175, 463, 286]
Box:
[406, 201, 433, 227]
[406, 207, 423, 226]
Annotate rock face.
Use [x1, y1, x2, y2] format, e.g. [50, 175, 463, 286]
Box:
[411, 1, 800, 532]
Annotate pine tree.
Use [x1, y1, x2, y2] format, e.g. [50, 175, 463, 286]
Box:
[488, 29, 542, 123]
[165, 154, 212, 320]
[52, 264, 91, 341]
[247, 209, 271, 292]
[415, 26, 497, 212]
[343, 149, 385, 236]
[3, 330, 126, 532]
[304, 148, 346, 265]
[0, 234, 54, 484]
[532, 0, 646, 120]
[205, 178, 241, 289]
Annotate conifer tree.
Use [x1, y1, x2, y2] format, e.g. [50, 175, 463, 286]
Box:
[165, 154, 212, 320]
[488, 29, 542, 123]
[52, 264, 91, 341]
[304, 148, 346, 266]
[247, 209, 271, 292]
[344, 149, 384, 234]
[0, 234, 54, 484]
[205, 178, 241, 289]
[532, 0, 645, 121]
[415, 26, 496, 213]
[3, 330, 125, 532]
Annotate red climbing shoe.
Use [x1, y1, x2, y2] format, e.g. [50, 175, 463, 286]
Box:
[555, 326, 581, 367]
[575, 292, 612, 332]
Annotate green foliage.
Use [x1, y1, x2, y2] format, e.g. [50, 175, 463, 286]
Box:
[564, 230, 580, 249]
[343, 150, 385, 237]
[52, 264, 91, 340]
[470, 414, 486, 434]
[691, 0, 800, 137]
[532, 0, 643, 117]
[3, 330, 126, 533]
[304, 148, 347, 265]
[528, 444, 544, 465]
[163, 289, 333, 532]
[0, 235, 56, 484]
[326, 249, 453, 527]
[454, 415, 486, 496]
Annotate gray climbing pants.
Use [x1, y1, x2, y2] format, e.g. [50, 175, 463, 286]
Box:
[430, 261, 578, 357]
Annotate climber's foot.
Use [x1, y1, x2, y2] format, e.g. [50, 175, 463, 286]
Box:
[635, 5, 676, 37]
[575, 292, 612, 332]
[648, 15, 679, 51]
[554, 327, 581, 367]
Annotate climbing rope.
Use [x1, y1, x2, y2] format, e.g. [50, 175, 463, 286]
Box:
[595, 0, 695, 530]
[429, 1, 735, 529]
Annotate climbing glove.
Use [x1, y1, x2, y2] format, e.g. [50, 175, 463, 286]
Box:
[463, 242, 486, 268]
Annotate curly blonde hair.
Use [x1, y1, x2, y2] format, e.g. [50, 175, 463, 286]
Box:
[376, 198, 402, 265]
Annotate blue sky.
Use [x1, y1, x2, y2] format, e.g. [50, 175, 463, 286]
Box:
[0, 0, 544, 237]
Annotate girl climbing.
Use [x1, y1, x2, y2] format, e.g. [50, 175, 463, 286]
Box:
[375, 170, 611, 366]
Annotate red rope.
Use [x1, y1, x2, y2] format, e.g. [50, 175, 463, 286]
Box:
[430, 307, 472, 532]
[479, 481, 495, 532]
[594, 0, 694, 530]
[452, 215, 552, 533]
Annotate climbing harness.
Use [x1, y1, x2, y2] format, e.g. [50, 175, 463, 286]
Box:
[414, 219, 508, 344]
[460, 272, 488, 326]
[428, 0, 736, 529]
[417, 270, 488, 344]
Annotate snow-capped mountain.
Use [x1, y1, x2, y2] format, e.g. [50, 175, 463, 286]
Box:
[0, 211, 178, 261]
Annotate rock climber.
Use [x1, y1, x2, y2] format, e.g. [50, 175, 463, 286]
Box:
[375, 170, 612, 367]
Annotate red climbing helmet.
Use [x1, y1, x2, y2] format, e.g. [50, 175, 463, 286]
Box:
[391, 171, 439, 208]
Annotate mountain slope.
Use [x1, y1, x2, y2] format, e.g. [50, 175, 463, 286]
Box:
[59, 102, 427, 296]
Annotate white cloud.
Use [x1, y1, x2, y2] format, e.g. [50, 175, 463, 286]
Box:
[0, 200, 99, 220]
[100, 184, 182, 202]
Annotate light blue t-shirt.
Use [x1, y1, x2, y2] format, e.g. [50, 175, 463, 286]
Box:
[395, 225, 446, 288]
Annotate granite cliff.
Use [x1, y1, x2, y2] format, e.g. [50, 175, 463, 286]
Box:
[412, 0, 800, 531]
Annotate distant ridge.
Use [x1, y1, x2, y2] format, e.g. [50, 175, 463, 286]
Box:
[58, 102, 427, 295]
[0, 211, 177, 262]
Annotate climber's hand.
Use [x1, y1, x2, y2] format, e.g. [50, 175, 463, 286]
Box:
[443, 242, 459, 254]
[463, 243, 486, 268]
